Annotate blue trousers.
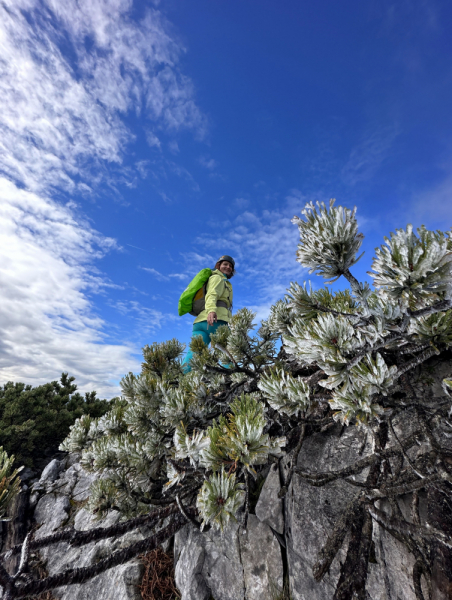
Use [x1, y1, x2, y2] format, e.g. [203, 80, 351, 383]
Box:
[182, 320, 228, 373]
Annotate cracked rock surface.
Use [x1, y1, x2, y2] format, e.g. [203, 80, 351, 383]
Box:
[1, 456, 144, 600]
[175, 517, 283, 600]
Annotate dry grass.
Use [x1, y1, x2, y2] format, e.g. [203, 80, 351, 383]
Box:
[140, 548, 180, 600]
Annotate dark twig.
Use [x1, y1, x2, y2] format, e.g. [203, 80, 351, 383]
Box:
[413, 559, 432, 600]
[368, 505, 452, 549]
[333, 507, 372, 600]
[213, 343, 238, 367]
[389, 418, 426, 479]
[396, 347, 441, 380]
[242, 470, 249, 533]
[176, 494, 199, 528]
[279, 423, 306, 497]
[409, 299, 452, 320]
[312, 493, 364, 582]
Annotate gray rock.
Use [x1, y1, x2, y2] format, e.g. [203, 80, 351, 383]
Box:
[19, 467, 36, 483]
[175, 525, 211, 600]
[175, 522, 246, 600]
[40, 459, 63, 484]
[255, 463, 284, 534]
[71, 467, 97, 501]
[29, 492, 41, 510]
[54, 559, 144, 600]
[39, 509, 144, 600]
[240, 515, 283, 600]
[34, 494, 71, 538]
[284, 421, 428, 600]
[284, 423, 371, 600]
[366, 497, 428, 600]
[175, 518, 284, 600]
[74, 508, 120, 532]
[202, 521, 245, 600]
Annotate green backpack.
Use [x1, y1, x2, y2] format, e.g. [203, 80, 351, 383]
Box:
[178, 269, 213, 316]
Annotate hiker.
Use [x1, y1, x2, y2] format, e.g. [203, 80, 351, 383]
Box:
[182, 255, 235, 373]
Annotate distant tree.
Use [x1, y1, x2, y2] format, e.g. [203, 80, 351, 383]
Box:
[0, 373, 112, 469]
[2, 202, 452, 600]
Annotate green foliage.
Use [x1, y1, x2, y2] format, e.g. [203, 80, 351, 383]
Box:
[0, 373, 112, 468]
[142, 339, 185, 379]
[0, 447, 22, 520]
[197, 469, 245, 531]
[409, 310, 452, 347]
[201, 394, 286, 475]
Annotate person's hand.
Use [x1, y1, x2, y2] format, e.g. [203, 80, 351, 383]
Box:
[207, 312, 217, 327]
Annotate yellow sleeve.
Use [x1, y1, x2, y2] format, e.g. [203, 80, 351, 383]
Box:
[205, 273, 225, 314]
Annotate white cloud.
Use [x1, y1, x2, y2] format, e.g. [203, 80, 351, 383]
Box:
[168, 140, 180, 154]
[141, 267, 169, 281]
[198, 156, 218, 170]
[0, 177, 140, 397]
[112, 300, 176, 333]
[141, 267, 189, 282]
[180, 251, 216, 275]
[341, 127, 399, 186]
[135, 160, 150, 179]
[146, 132, 162, 150]
[233, 197, 250, 209]
[0, 0, 206, 192]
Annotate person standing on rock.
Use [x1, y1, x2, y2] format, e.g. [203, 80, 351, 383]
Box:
[182, 255, 235, 373]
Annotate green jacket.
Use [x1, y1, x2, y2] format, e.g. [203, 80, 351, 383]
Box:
[194, 269, 233, 324]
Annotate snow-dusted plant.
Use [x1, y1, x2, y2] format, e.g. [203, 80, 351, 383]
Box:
[11, 200, 452, 600]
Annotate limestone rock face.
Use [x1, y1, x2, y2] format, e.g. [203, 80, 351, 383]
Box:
[174, 525, 210, 600]
[0, 456, 144, 600]
[175, 517, 283, 600]
[35, 463, 144, 600]
[240, 515, 284, 600]
[283, 423, 369, 600]
[34, 494, 71, 538]
[284, 422, 425, 600]
[255, 464, 284, 534]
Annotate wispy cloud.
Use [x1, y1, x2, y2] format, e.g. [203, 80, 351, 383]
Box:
[168, 140, 180, 154]
[233, 197, 250, 209]
[198, 156, 218, 170]
[0, 0, 206, 193]
[146, 132, 162, 150]
[341, 127, 398, 186]
[141, 267, 189, 282]
[112, 300, 177, 333]
[180, 252, 216, 276]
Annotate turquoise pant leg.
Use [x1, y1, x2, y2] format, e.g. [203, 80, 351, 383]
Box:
[182, 320, 228, 373]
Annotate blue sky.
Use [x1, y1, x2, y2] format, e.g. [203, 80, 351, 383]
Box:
[1, 0, 451, 397]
